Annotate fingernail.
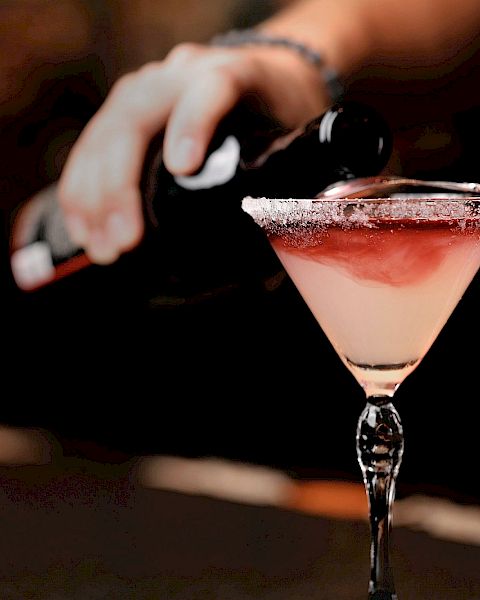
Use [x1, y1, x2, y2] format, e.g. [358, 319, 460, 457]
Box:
[87, 228, 119, 265]
[106, 211, 135, 247]
[167, 137, 199, 173]
[64, 215, 88, 245]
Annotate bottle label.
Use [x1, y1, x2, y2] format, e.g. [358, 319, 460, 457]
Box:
[11, 241, 56, 291]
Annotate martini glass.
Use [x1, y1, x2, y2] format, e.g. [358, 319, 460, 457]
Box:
[242, 179, 480, 599]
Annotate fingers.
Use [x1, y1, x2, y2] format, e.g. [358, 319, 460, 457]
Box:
[62, 119, 151, 264]
[163, 63, 245, 175]
[59, 43, 248, 264]
[58, 59, 184, 264]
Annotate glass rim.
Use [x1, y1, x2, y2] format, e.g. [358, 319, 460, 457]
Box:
[243, 195, 480, 203]
[241, 195, 480, 227]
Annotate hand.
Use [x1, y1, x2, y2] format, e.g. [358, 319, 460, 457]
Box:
[58, 42, 328, 264]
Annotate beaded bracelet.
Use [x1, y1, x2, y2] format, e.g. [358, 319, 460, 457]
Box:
[210, 28, 344, 104]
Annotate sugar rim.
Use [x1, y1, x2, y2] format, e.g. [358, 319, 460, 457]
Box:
[242, 196, 480, 231]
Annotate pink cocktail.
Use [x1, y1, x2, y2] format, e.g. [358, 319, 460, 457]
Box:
[243, 185, 480, 599]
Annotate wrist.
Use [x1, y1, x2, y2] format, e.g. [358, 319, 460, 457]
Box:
[210, 28, 344, 106]
[257, 0, 374, 84]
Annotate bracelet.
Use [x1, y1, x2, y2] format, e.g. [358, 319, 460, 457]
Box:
[210, 28, 344, 104]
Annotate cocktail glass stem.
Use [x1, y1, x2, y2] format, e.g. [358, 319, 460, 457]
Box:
[356, 396, 404, 600]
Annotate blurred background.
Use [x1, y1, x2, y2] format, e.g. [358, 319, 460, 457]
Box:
[0, 0, 480, 530]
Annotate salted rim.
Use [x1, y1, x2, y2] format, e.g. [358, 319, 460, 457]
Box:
[242, 196, 480, 231]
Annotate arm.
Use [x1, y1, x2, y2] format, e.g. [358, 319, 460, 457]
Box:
[262, 0, 480, 74]
[58, 0, 480, 264]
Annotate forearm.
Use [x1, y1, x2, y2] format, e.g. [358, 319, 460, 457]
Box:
[258, 0, 372, 77]
[259, 0, 480, 77]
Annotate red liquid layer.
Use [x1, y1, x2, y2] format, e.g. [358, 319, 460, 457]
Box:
[271, 220, 480, 286]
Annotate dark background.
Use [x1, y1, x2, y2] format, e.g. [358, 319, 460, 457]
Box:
[1, 0, 480, 504]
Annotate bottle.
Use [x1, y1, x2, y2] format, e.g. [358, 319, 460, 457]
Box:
[9, 102, 392, 294]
